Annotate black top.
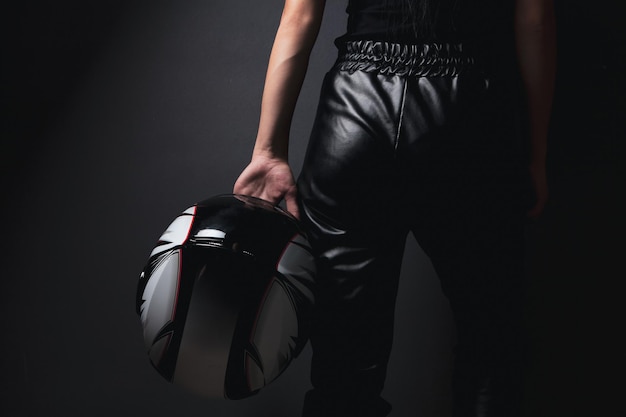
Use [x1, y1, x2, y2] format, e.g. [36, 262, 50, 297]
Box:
[336, 0, 515, 46]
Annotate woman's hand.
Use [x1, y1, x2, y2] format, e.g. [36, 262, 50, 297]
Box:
[234, 153, 299, 219]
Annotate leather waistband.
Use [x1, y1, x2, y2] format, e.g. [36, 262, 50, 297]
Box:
[335, 40, 476, 77]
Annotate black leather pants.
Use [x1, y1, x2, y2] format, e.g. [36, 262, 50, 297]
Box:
[298, 41, 532, 417]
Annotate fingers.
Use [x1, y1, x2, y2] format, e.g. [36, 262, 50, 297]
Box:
[233, 157, 299, 218]
[235, 182, 299, 219]
[284, 186, 300, 220]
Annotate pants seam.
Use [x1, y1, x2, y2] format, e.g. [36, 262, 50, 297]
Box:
[394, 77, 408, 156]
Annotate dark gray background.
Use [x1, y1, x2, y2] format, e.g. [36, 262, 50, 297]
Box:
[1, 1, 624, 416]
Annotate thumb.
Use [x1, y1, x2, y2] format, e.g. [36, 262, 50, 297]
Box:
[284, 186, 300, 220]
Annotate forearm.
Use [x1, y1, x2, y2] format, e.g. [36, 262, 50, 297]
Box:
[514, 0, 556, 166]
[253, 0, 326, 160]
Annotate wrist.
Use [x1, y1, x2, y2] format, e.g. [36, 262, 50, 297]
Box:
[252, 134, 289, 160]
[251, 147, 287, 163]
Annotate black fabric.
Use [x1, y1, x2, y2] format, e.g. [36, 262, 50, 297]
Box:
[297, 42, 531, 417]
[336, 0, 516, 45]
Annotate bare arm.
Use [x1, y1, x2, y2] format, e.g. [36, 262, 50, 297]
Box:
[515, 0, 556, 218]
[234, 0, 326, 218]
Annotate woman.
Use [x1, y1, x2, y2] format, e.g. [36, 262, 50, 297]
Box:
[234, 1, 555, 416]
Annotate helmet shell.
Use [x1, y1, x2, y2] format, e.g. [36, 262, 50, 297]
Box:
[136, 195, 315, 399]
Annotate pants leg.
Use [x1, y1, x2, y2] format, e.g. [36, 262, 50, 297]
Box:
[298, 68, 409, 417]
[411, 186, 528, 417]
[300, 225, 407, 417]
[400, 73, 530, 417]
[298, 53, 530, 417]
